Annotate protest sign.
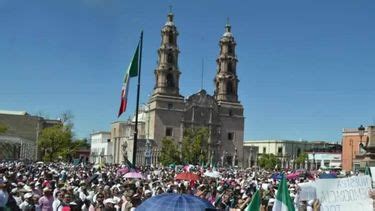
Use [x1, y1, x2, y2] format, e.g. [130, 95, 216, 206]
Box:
[315, 175, 373, 211]
[298, 182, 317, 201]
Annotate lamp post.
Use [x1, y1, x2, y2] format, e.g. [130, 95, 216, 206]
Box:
[249, 147, 253, 168]
[144, 139, 151, 166]
[312, 151, 316, 170]
[358, 125, 365, 152]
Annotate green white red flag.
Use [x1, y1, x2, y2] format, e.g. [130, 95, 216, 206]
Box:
[272, 174, 295, 211]
[118, 43, 140, 117]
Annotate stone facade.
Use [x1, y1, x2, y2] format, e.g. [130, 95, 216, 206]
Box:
[145, 13, 245, 167]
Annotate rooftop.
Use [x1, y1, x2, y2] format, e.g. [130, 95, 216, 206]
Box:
[0, 110, 29, 116]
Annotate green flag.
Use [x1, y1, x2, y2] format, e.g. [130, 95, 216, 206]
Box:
[245, 189, 261, 211]
[272, 174, 295, 211]
[118, 42, 140, 117]
[128, 43, 139, 77]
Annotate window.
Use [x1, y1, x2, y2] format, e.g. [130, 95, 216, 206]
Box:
[227, 132, 234, 140]
[263, 147, 266, 154]
[226, 81, 233, 94]
[278, 147, 283, 155]
[168, 32, 174, 44]
[167, 73, 175, 88]
[297, 148, 301, 157]
[227, 62, 232, 73]
[228, 45, 233, 54]
[166, 127, 173, 137]
[168, 103, 173, 110]
[228, 110, 233, 116]
[167, 53, 174, 63]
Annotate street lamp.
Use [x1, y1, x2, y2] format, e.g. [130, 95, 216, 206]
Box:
[312, 151, 316, 170]
[358, 125, 365, 150]
[144, 139, 151, 166]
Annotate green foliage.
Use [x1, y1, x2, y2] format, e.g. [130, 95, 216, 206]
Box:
[0, 123, 7, 134]
[295, 152, 308, 165]
[181, 128, 209, 165]
[159, 137, 180, 166]
[258, 153, 278, 170]
[37, 125, 73, 161]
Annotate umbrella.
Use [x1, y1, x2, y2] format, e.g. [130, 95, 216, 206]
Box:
[286, 172, 300, 180]
[203, 171, 221, 178]
[271, 173, 282, 180]
[136, 193, 215, 211]
[117, 167, 129, 175]
[124, 172, 144, 179]
[175, 172, 200, 181]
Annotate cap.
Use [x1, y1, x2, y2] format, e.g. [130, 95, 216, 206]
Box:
[24, 193, 33, 199]
[43, 187, 51, 192]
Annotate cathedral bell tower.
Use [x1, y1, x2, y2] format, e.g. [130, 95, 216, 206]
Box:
[153, 12, 181, 96]
[214, 22, 244, 167]
[147, 12, 185, 147]
[214, 22, 239, 103]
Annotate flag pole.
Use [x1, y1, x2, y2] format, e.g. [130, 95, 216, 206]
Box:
[132, 31, 143, 166]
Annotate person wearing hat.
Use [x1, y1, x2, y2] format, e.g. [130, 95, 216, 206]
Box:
[121, 190, 134, 211]
[38, 187, 53, 211]
[88, 192, 105, 211]
[19, 193, 34, 211]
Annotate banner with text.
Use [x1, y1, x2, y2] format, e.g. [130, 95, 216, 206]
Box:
[315, 175, 373, 211]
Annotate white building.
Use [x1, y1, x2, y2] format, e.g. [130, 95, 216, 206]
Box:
[90, 131, 113, 164]
[307, 152, 341, 169]
[244, 140, 334, 169]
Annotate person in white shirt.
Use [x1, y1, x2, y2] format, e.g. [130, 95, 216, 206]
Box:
[52, 191, 63, 211]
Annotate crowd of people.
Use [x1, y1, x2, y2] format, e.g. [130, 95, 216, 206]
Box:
[0, 161, 360, 211]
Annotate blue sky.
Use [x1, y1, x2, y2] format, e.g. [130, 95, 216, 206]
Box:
[1, 0, 374, 142]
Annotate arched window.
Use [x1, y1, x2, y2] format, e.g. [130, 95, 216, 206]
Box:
[167, 53, 174, 63]
[226, 81, 233, 94]
[227, 62, 232, 73]
[167, 73, 175, 88]
[168, 32, 174, 44]
[228, 45, 233, 54]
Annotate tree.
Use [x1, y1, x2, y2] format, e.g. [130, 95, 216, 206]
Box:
[60, 110, 74, 131]
[159, 137, 180, 165]
[258, 154, 278, 170]
[37, 125, 73, 161]
[295, 152, 308, 168]
[0, 123, 7, 134]
[181, 128, 209, 165]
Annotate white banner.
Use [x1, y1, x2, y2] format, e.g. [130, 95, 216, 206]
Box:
[315, 175, 373, 211]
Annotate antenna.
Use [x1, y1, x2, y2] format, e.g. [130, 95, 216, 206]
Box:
[169, 5, 173, 13]
[201, 58, 204, 90]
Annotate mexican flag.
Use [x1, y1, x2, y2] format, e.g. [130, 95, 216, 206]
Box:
[272, 175, 295, 211]
[245, 189, 260, 211]
[118, 42, 140, 117]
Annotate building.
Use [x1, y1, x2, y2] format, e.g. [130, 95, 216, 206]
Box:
[243, 145, 259, 168]
[111, 108, 159, 166]
[342, 125, 375, 172]
[306, 143, 342, 170]
[0, 110, 62, 160]
[113, 12, 245, 167]
[146, 12, 244, 167]
[90, 131, 113, 164]
[244, 140, 338, 169]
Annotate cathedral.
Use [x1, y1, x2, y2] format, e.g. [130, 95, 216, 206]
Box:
[146, 12, 244, 167]
[111, 12, 244, 167]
